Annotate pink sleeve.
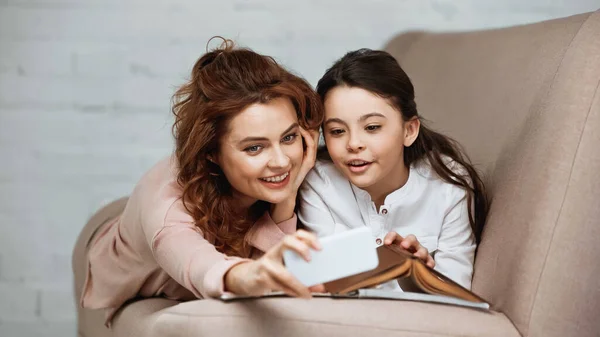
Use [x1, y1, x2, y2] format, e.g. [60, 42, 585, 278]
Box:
[151, 223, 250, 298]
[148, 202, 297, 298]
[246, 212, 297, 252]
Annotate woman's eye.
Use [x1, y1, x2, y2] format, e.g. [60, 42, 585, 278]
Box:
[365, 125, 381, 131]
[282, 133, 297, 143]
[244, 145, 263, 153]
[329, 129, 345, 136]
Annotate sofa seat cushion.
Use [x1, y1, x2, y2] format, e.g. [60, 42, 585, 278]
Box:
[112, 297, 519, 337]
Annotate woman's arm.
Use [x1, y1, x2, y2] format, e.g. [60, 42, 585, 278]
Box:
[147, 200, 320, 298]
[150, 220, 251, 298]
[224, 229, 325, 297]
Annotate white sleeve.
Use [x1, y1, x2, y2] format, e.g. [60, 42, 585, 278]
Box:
[297, 173, 337, 237]
[433, 185, 476, 290]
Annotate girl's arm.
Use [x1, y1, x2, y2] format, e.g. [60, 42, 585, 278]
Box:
[434, 185, 477, 289]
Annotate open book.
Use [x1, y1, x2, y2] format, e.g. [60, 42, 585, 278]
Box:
[220, 244, 489, 310]
[324, 244, 487, 302]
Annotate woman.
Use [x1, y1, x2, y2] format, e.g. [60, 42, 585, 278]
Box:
[79, 39, 325, 326]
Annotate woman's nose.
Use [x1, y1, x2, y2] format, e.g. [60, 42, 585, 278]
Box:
[268, 146, 291, 169]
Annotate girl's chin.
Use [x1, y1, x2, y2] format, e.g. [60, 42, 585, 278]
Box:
[348, 176, 377, 189]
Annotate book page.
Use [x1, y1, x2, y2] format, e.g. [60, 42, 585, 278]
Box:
[339, 289, 490, 310]
[219, 291, 334, 302]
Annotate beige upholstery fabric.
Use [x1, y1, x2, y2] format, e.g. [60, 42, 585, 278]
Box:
[119, 297, 517, 337]
[73, 9, 600, 337]
[111, 299, 178, 337]
[72, 197, 129, 337]
[385, 9, 600, 337]
[526, 14, 600, 336]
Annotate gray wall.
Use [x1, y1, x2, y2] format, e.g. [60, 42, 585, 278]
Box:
[0, 0, 598, 336]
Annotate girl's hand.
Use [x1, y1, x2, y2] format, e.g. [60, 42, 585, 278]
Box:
[224, 229, 326, 297]
[383, 232, 435, 268]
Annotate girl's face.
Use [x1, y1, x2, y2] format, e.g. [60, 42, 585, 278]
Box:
[215, 97, 304, 207]
[323, 86, 419, 197]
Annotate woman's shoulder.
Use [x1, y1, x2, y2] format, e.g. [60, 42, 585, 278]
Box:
[133, 155, 181, 197]
[126, 155, 193, 227]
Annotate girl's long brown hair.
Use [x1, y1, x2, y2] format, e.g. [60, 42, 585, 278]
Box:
[172, 38, 323, 257]
[316, 49, 489, 244]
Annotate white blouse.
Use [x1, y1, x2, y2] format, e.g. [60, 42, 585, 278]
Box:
[298, 159, 476, 289]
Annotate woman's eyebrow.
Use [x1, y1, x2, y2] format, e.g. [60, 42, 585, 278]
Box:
[280, 123, 299, 137]
[238, 122, 299, 145]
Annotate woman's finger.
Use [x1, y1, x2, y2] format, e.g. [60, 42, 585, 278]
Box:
[294, 127, 318, 185]
[300, 128, 318, 163]
[309, 283, 326, 293]
[266, 274, 302, 298]
[300, 127, 319, 147]
[278, 235, 313, 262]
[294, 229, 322, 251]
[260, 260, 304, 297]
[299, 127, 316, 151]
[310, 129, 320, 144]
[267, 263, 311, 298]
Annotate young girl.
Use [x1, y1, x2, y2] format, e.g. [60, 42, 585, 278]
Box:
[298, 49, 488, 289]
[76, 39, 325, 327]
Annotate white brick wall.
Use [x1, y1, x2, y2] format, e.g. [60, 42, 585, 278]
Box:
[0, 1, 598, 336]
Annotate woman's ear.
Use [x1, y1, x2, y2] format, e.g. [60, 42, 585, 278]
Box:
[207, 153, 223, 177]
[207, 153, 220, 166]
[403, 117, 420, 147]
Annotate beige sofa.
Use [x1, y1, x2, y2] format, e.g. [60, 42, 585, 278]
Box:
[72, 9, 600, 337]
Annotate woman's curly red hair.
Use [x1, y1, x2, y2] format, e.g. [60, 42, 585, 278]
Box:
[171, 38, 323, 257]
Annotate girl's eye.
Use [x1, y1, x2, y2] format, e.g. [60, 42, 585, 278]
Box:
[282, 133, 297, 143]
[329, 129, 345, 136]
[244, 145, 263, 154]
[365, 125, 381, 131]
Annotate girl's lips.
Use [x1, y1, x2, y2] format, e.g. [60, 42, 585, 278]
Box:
[347, 162, 372, 174]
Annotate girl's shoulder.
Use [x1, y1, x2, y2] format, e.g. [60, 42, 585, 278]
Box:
[412, 154, 469, 181]
[304, 159, 349, 191]
[411, 155, 472, 205]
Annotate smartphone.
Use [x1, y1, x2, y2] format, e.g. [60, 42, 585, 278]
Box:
[283, 226, 379, 287]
